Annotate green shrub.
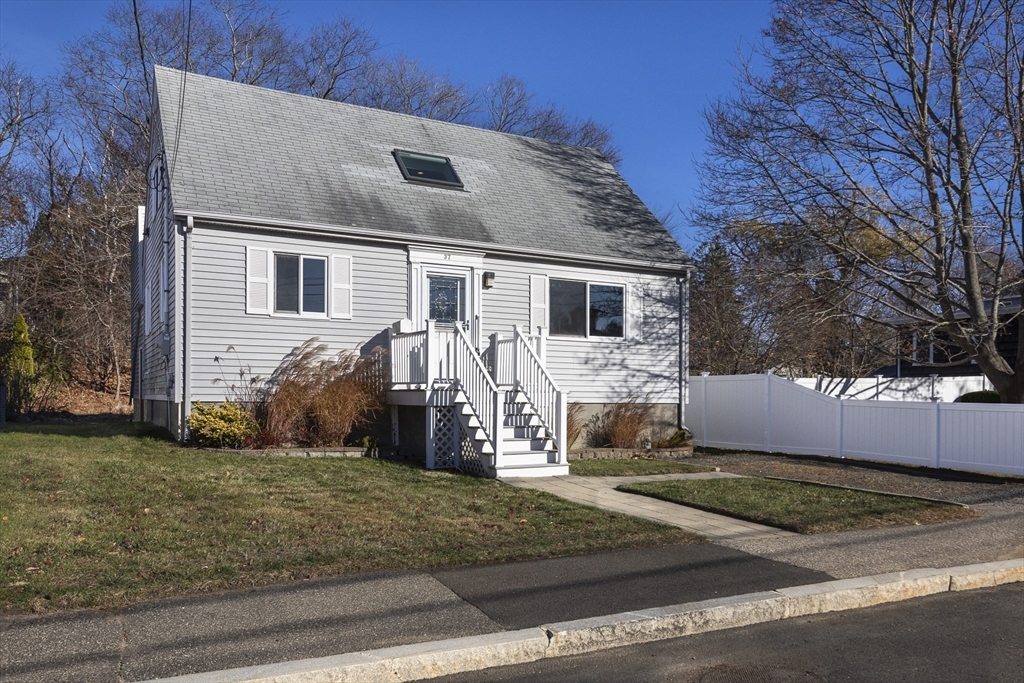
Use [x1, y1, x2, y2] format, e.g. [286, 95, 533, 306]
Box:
[956, 390, 1002, 403]
[188, 401, 259, 448]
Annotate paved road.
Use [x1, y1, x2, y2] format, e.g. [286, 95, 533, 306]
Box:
[0, 545, 830, 683]
[438, 583, 1024, 683]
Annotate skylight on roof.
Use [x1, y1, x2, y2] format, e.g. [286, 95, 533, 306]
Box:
[394, 150, 463, 188]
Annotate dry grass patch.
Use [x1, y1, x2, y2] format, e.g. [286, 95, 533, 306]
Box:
[617, 478, 974, 533]
[0, 422, 698, 614]
[569, 459, 713, 476]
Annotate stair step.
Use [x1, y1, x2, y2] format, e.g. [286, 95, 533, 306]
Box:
[501, 425, 545, 440]
[501, 437, 554, 453]
[495, 462, 569, 479]
[504, 390, 530, 404]
[498, 450, 559, 467]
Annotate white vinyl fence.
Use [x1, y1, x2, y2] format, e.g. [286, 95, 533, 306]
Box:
[793, 375, 991, 403]
[687, 374, 1024, 477]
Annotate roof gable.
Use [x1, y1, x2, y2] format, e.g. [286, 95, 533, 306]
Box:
[153, 66, 688, 267]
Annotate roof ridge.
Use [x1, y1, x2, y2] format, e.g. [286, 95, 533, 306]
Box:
[151, 65, 613, 164]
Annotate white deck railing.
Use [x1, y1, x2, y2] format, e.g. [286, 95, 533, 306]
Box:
[511, 326, 566, 463]
[389, 329, 427, 385]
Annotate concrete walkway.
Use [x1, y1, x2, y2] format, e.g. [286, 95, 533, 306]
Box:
[504, 473, 798, 542]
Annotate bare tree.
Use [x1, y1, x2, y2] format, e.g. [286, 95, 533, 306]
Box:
[694, 0, 1024, 401]
[0, 56, 49, 259]
[357, 55, 477, 123]
[481, 74, 622, 165]
[295, 16, 377, 101]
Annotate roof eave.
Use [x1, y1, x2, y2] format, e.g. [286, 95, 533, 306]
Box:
[177, 209, 694, 273]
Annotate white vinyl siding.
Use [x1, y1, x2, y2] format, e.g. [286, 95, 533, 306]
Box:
[191, 225, 406, 402]
[486, 255, 681, 404]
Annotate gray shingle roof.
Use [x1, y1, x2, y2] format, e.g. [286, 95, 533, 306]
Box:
[154, 66, 688, 267]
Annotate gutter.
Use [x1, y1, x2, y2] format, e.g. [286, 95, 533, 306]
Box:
[175, 209, 695, 275]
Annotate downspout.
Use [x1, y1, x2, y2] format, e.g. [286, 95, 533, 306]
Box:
[678, 269, 691, 430]
[179, 216, 193, 441]
[137, 208, 147, 422]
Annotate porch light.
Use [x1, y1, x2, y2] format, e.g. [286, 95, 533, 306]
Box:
[483, 271, 496, 289]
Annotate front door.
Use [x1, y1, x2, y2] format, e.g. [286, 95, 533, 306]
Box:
[408, 248, 483, 347]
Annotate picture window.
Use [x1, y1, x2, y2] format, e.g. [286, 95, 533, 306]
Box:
[549, 279, 624, 339]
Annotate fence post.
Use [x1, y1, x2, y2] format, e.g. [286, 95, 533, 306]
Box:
[933, 398, 942, 468]
[557, 392, 567, 465]
[0, 377, 6, 430]
[836, 396, 844, 458]
[424, 319, 437, 387]
[764, 371, 772, 453]
[700, 372, 709, 448]
[512, 325, 520, 390]
[489, 332, 500, 382]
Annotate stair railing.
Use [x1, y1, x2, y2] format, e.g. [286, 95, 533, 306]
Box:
[512, 325, 567, 463]
[452, 323, 502, 465]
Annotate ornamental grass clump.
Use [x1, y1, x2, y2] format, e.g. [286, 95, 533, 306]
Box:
[588, 397, 654, 449]
[258, 339, 386, 447]
[566, 401, 586, 449]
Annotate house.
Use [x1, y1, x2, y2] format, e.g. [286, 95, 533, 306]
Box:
[132, 66, 692, 478]
[876, 295, 1021, 378]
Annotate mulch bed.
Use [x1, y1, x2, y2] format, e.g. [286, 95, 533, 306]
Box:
[686, 451, 1024, 506]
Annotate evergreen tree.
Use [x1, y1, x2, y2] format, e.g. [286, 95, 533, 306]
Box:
[3, 312, 36, 414]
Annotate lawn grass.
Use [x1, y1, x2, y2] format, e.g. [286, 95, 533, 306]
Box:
[569, 459, 713, 476]
[617, 478, 974, 533]
[0, 422, 698, 614]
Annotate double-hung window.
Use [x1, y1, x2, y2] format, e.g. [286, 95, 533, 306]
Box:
[274, 254, 327, 315]
[549, 279, 624, 339]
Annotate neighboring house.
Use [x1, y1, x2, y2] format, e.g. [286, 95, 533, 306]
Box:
[132, 66, 692, 478]
[876, 295, 1021, 378]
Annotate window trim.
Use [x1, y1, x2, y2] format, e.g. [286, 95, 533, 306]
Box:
[271, 251, 330, 319]
[393, 149, 464, 189]
[548, 277, 626, 341]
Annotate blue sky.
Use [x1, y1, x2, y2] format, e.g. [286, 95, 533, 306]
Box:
[0, 0, 772, 248]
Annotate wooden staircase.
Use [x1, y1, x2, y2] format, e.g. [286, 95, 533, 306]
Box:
[451, 388, 568, 478]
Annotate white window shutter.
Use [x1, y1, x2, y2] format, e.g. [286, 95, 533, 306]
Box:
[628, 283, 644, 341]
[160, 236, 168, 324]
[144, 282, 151, 335]
[530, 275, 548, 333]
[246, 247, 270, 315]
[331, 255, 353, 319]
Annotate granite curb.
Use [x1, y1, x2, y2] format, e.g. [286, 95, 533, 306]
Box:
[140, 559, 1023, 683]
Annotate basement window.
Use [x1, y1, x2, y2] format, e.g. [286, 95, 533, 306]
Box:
[394, 150, 463, 188]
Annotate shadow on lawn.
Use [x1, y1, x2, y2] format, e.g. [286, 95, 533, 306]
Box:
[1, 418, 173, 441]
